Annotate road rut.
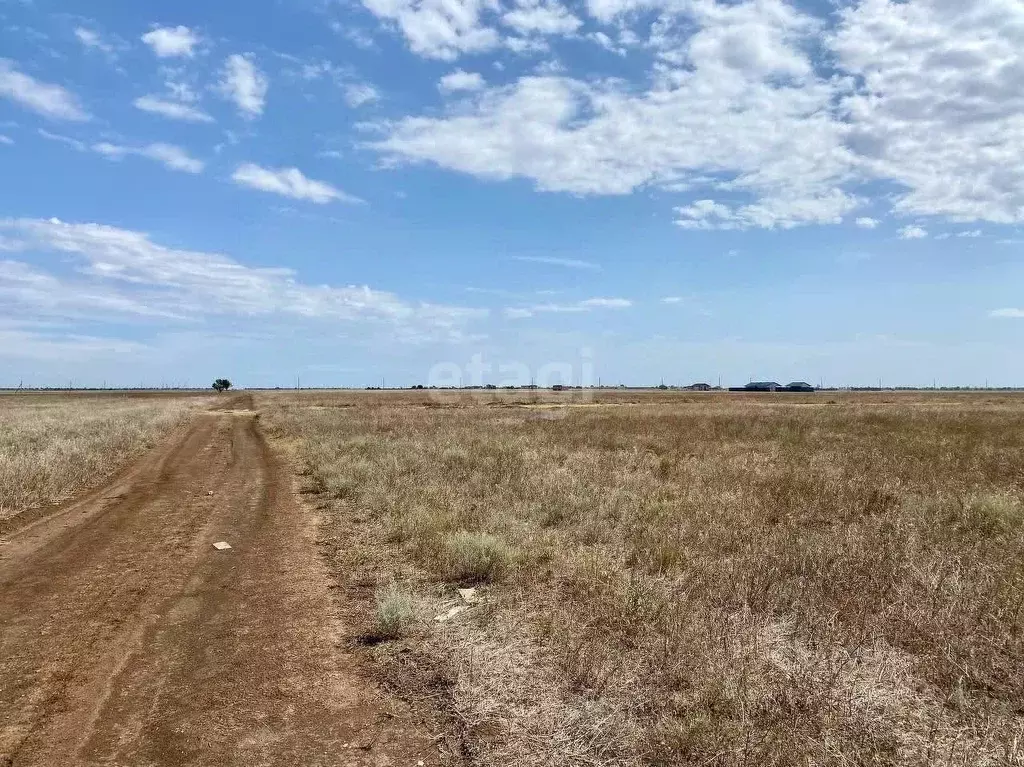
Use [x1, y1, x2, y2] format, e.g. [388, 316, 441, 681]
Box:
[0, 394, 435, 766]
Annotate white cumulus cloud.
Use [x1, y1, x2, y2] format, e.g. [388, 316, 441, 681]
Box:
[830, 0, 1024, 224]
[505, 296, 631, 318]
[38, 129, 203, 174]
[343, 82, 379, 107]
[0, 59, 88, 121]
[218, 54, 268, 118]
[37, 128, 86, 151]
[855, 217, 879, 229]
[439, 70, 485, 93]
[133, 95, 214, 123]
[898, 225, 928, 240]
[502, 1, 581, 35]
[360, 0, 499, 60]
[674, 192, 855, 231]
[74, 28, 115, 56]
[141, 26, 200, 58]
[367, 0, 1024, 230]
[0, 217, 485, 342]
[372, 0, 856, 229]
[92, 142, 204, 174]
[231, 164, 360, 204]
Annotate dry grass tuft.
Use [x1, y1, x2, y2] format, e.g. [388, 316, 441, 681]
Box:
[443, 531, 515, 584]
[374, 583, 416, 639]
[964, 492, 1024, 536]
[260, 389, 1024, 766]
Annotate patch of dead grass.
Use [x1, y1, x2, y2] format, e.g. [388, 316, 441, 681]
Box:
[260, 389, 1024, 766]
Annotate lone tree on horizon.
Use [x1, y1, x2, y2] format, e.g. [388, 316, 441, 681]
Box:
[212, 379, 232, 393]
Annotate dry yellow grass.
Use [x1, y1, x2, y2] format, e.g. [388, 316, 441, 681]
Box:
[259, 389, 1024, 766]
[0, 391, 211, 522]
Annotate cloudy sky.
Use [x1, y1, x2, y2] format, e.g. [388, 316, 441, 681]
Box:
[1, 0, 1023, 388]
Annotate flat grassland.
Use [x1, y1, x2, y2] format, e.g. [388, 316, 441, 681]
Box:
[260, 389, 1024, 767]
[0, 391, 210, 522]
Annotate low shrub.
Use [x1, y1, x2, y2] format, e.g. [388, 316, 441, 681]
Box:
[374, 583, 415, 639]
[443, 530, 514, 584]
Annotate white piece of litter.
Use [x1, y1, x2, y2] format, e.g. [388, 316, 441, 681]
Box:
[457, 587, 479, 605]
[434, 605, 469, 622]
[213, 541, 232, 550]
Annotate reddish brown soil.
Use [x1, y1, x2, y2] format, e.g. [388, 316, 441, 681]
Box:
[0, 394, 437, 766]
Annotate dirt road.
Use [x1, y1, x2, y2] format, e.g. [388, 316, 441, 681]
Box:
[0, 394, 436, 766]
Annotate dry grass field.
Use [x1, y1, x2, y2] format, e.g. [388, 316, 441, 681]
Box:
[0, 391, 211, 523]
[259, 389, 1024, 767]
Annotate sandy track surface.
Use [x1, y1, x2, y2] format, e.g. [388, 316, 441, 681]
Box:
[0, 394, 436, 767]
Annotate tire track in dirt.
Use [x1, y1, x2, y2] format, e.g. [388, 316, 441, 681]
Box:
[0, 394, 437, 766]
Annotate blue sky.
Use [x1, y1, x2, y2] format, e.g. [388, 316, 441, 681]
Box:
[1, 0, 1023, 388]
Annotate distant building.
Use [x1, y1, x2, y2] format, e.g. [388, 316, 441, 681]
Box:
[729, 380, 815, 393]
[686, 382, 713, 391]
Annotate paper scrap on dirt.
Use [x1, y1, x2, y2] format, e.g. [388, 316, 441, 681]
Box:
[434, 605, 469, 622]
[212, 541, 232, 550]
[458, 587, 479, 604]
